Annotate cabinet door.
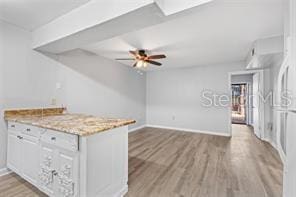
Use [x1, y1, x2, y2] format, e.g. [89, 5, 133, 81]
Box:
[56, 150, 78, 197]
[22, 136, 40, 186]
[39, 143, 56, 196]
[7, 133, 22, 173]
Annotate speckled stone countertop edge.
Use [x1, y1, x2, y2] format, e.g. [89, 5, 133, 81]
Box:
[5, 117, 136, 137]
[3, 108, 136, 136]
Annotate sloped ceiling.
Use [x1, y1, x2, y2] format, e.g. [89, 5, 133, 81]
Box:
[82, 0, 284, 70]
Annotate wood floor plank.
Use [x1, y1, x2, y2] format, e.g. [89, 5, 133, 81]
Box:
[0, 124, 283, 197]
[126, 125, 283, 197]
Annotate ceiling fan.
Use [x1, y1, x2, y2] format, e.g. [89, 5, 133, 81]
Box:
[116, 50, 166, 68]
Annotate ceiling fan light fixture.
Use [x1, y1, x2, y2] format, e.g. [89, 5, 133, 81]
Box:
[136, 60, 145, 68]
[119, 50, 166, 68]
[143, 61, 148, 68]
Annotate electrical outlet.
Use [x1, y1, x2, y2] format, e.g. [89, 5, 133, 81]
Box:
[51, 98, 57, 106]
[56, 82, 61, 90]
[267, 122, 273, 131]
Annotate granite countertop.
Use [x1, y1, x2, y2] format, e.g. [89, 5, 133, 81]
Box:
[4, 108, 135, 136]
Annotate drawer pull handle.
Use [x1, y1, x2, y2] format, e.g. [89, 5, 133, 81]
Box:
[52, 170, 58, 176]
[26, 128, 31, 132]
[17, 136, 23, 139]
[11, 125, 15, 128]
[51, 137, 56, 141]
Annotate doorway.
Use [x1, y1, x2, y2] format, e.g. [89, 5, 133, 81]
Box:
[231, 83, 247, 124]
[228, 70, 264, 138]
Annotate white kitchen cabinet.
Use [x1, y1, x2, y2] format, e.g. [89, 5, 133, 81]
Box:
[56, 150, 79, 197]
[7, 121, 129, 197]
[39, 142, 79, 197]
[78, 126, 128, 197]
[39, 143, 56, 196]
[7, 123, 41, 185]
[39, 127, 79, 197]
[7, 132, 22, 174]
[22, 135, 40, 185]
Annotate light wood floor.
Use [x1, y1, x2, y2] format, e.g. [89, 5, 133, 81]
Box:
[0, 173, 46, 197]
[127, 125, 282, 197]
[0, 125, 282, 197]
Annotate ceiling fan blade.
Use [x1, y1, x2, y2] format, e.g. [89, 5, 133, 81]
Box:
[148, 54, 166, 59]
[146, 60, 162, 66]
[129, 50, 137, 56]
[115, 58, 134, 60]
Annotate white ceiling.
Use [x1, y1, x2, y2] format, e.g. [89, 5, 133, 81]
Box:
[0, 0, 90, 30]
[82, 0, 284, 70]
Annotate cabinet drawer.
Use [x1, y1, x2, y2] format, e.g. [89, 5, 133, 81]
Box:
[21, 125, 42, 138]
[8, 122, 23, 132]
[41, 130, 78, 152]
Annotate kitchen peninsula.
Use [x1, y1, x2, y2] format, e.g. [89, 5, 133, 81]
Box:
[4, 108, 135, 197]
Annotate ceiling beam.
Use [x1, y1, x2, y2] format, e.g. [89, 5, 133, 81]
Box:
[32, 0, 214, 54]
[155, 0, 213, 16]
[32, 0, 157, 51]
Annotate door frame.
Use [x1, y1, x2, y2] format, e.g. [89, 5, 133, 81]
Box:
[231, 83, 249, 125]
[228, 70, 265, 138]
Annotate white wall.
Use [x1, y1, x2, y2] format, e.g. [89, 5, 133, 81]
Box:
[0, 20, 5, 171]
[269, 54, 284, 145]
[247, 55, 283, 145]
[53, 50, 146, 129]
[146, 62, 245, 135]
[0, 21, 146, 171]
[231, 74, 253, 85]
[283, 0, 290, 57]
[0, 21, 59, 170]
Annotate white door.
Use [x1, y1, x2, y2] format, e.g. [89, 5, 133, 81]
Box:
[253, 73, 261, 138]
[22, 135, 40, 186]
[7, 133, 22, 173]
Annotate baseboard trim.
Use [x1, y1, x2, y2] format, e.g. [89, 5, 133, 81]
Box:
[129, 125, 146, 133]
[262, 138, 286, 164]
[117, 184, 128, 197]
[277, 146, 286, 164]
[146, 124, 230, 137]
[0, 168, 11, 177]
[263, 138, 278, 150]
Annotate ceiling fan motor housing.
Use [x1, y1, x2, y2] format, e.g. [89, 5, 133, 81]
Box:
[138, 50, 147, 56]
